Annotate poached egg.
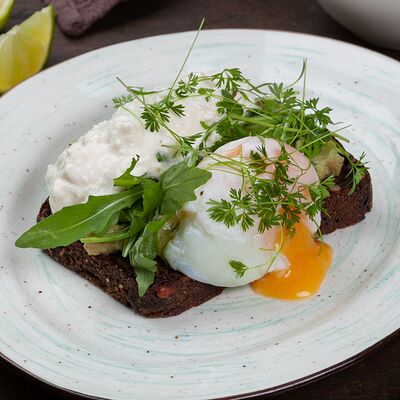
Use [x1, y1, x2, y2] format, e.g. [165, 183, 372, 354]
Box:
[164, 136, 332, 297]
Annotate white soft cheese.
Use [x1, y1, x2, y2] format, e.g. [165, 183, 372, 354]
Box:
[46, 83, 221, 212]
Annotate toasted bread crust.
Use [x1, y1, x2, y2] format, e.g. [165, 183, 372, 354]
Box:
[37, 156, 372, 317]
[320, 158, 372, 234]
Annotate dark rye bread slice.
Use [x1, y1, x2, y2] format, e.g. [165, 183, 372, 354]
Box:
[38, 200, 223, 318]
[37, 156, 372, 318]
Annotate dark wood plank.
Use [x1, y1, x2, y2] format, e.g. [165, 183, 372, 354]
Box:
[1, 0, 399, 399]
[5, 0, 400, 65]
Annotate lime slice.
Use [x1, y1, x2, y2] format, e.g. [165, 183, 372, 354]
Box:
[0, 5, 55, 93]
[0, 0, 14, 30]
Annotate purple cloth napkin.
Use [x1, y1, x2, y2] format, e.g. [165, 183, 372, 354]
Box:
[43, 0, 124, 36]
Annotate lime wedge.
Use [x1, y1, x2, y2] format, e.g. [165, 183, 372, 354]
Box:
[0, 0, 14, 31]
[0, 5, 55, 94]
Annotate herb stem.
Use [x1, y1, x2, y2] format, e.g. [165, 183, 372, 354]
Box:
[230, 114, 301, 133]
[166, 18, 205, 101]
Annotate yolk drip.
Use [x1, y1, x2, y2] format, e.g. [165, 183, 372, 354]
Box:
[251, 221, 332, 300]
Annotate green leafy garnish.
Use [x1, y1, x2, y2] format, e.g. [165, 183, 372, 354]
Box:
[15, 188, 143, 249]
[113, 156, 143, 188]
[112, 94, 134, 109]
[176, 73, 199, 97]
[347, 152, 369, 195]
[229, 260, 249, 278]
[129, 218, 167, 296]
[206, 144, 335, 234]
[160, 161, 212, 214]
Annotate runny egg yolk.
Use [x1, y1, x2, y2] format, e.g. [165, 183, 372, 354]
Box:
[251, 220, 332, 300]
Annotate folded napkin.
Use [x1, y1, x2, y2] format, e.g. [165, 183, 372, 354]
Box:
[43, 0, 124, 36]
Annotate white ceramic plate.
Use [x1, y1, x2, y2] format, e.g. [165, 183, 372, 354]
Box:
[0, 30, 399, 400]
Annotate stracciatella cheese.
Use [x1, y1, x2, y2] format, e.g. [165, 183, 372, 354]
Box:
[46, 84, 221, 212]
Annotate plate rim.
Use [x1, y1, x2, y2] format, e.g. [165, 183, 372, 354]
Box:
[2, 28, 400, 104]
[1, 28, 399, 399]
[1, 330, 399, 399]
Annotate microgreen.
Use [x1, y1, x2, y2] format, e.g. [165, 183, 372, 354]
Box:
[229, 260, 249, 278]
[345, 151, 369, 195]
[112, 94, 134, 109]
[206, 144, 335, 236]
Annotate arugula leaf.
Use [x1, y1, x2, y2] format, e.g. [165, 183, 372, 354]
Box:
[120, 180, 162, 258]
[132, 219, 164, 261]
[135, 268, 156, 298]
[121, 224, 142, 257]
[15, 188, 142, 249]
[160, 161, 211, 214]
[85, 179, 161, 249]
[98, 210, 121, 236]
[81, 225, 130, 243]
[129, 217, 169, 296]
[81, 215, 146, 244]
[113, 156, 143, 188]
[141, 179, 162, 217]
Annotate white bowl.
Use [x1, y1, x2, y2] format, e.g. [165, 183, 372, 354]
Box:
[319, 0, 400, 49]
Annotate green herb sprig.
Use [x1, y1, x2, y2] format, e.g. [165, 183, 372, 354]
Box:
[113, 58, 366, 195]
[206, 144, 335, 235]
[228, 260, 249, 278]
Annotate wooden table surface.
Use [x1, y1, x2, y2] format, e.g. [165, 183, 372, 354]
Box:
[1, 0, 399, 399]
